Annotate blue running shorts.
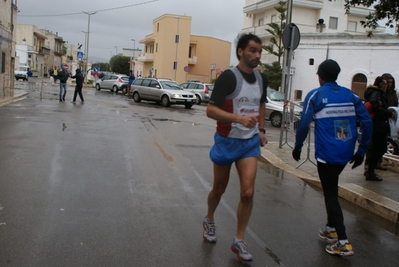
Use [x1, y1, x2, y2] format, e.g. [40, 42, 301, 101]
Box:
[209, 133, 261, 166]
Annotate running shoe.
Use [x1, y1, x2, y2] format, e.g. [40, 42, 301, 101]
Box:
[325, 241, 354, 256]
[318, 229, 338, 243]
[202, 216, 217, 243]
[230, 238, 253, 262]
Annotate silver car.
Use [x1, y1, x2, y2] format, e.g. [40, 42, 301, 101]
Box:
[130, 78, 196, 108]
[95, 74, 129, 93]
[179, 81, 214, 105]
[266, 89, 302, 127]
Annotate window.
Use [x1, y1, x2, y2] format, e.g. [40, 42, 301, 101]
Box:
[348, 21, 357, 32]
[271, 15, 276, 23]
[156, 43, 158, 52]
[329, 17, 338, 29]
[1, 52, 5, 73]
[141, 79, 151, 86]
[133, 79, 143, 86]
[258, 18, 264, 26]
[294, 90, 303, 101]
[309, 58, 314, 65]
[150, 80, 160, 88]
[157, 23, 159, 32]
[188, 83, 197, 89]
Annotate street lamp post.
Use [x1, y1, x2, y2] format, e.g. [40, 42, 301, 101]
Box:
[174, 16, 180, 81]
[114, 46, 118, 56]
[131, 39, 135, 71]
[83, 10, 97, 81]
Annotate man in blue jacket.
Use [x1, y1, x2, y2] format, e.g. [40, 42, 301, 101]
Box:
[292, 59, 372, 256]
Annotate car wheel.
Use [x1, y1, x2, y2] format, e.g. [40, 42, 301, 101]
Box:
[122, 87, 126, 95]
[133, 92, 141, 102]
[270, 112, 282, 128]
[112, 85, 118, 93]
[15, 77, 19, 81]
[387, 138, 399, 155]
[195, 95, 201, 105]
[161, 95, 170, 107]
[96, 84, 101, 90]
[185, 104, 193, 109]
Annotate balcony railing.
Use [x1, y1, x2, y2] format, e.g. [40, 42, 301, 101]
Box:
[38, 46, 50, 55]
[138, 53, 154, 62]
[188, 56, 197, 65]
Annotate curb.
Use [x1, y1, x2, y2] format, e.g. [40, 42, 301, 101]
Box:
[0, 90, 29, 108]
[260, 149, 399, 224]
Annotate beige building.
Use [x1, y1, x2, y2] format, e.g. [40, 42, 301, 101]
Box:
[139, 14, 231, 84]
[0, 0, 18, 102]
[15, 24, 68, 77]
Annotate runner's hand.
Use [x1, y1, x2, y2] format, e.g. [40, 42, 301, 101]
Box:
[240, 115, 259, 128]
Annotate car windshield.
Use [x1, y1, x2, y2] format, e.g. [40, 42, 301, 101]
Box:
[160, 81, 183, 90]
[267, 90, 285, 101]
[206, 84, 214, 91]
[121, 77, 129, 82]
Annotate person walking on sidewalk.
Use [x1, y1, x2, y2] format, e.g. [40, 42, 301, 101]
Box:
[203, 33, 268, 263]
[292, 59, 372, 257]
[57, 66, 70, 102]
[71, 68, 84, 103]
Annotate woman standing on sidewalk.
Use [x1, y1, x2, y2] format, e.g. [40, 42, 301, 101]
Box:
[364, 76, 396, 181]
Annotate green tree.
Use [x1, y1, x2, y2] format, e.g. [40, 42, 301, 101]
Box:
[263, 0, 287, 65]
[261, 0, 287, 90]
[110, 55, 130, 74]
[263, 62, 283, 90]
[332, 0, 399, 34]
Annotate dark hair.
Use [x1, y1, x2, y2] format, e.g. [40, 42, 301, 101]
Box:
[373, 76, 386, 87]
[235, 33, 262, 60]
[381, 73, 395, 89]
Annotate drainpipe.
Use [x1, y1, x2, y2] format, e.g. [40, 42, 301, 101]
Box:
[326, 43, 330, 59]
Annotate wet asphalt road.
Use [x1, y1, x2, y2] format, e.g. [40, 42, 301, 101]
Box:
[0, 80, 398, 267]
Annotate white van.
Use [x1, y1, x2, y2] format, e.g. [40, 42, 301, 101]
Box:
[15, 66, 30, 81]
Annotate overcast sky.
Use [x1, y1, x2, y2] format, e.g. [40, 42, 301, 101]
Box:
[16, 0, 244, 65]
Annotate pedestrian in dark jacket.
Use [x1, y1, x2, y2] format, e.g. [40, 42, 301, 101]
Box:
[363, 76, 396, 181]
[381, 73, 398, 107]
[71, 69, 84, 103]
[57, 66, 70, 102]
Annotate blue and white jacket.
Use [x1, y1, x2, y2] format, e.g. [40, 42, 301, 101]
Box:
[295, 81, 372, 164]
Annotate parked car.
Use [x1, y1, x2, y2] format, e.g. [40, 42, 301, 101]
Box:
[95, 74, 129, 93]
[130, 78, 196, 108]
[265, 89, 302, 127]
[179, 81, 214, 104]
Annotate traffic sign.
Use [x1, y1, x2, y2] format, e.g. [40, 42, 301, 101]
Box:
[183, 66, 189, 72]
[93, 67, 99, 72]
[77, 51, 84, 60]
[282, 23, 300, 51]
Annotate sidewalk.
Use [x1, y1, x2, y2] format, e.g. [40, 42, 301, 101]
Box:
[261, 142, 399, 224]
[0, 89, 29, 107]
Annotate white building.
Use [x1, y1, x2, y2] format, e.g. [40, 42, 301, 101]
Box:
[242, 0, 399, 100]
